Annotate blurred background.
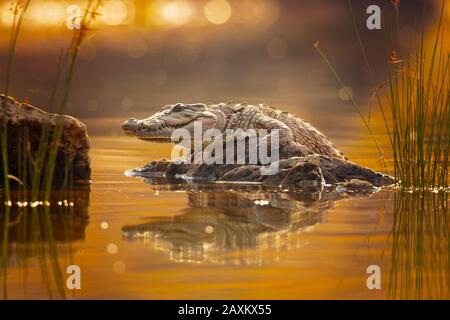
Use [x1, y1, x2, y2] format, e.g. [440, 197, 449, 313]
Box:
[1, 1, 448, 300]
[0, 0, 441, 135]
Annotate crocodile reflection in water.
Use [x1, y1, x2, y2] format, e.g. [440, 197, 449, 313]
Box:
[122, 178, 367, 265]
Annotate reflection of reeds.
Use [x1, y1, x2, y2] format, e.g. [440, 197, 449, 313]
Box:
[0, 189, 89, 299]
[389, 191, 449, 299]
[1, 0, 101, 299]
[316, 1, 450, 190]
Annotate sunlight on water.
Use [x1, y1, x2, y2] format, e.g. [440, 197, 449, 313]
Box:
[1, 126, 448, 299]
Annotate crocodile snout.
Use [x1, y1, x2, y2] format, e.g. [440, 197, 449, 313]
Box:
[122, 118, 140, 132]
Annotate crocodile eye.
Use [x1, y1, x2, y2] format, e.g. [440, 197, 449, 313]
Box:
[172, 104, 185, 112]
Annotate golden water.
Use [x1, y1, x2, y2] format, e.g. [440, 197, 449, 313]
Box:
[0, 119, 449, 299]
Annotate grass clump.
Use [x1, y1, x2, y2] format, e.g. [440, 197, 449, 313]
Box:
[316, 0, 450, 191]
[0, 0, 102, 299]
[386, 1, 449, 190]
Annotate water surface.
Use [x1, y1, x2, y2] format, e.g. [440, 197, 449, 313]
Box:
[1, 120, 448, 300]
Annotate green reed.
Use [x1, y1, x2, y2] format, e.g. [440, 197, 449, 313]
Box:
[317, 0, 450, 190]
[1, 0, 101, 299]
[386, 1, 450, 190]
[0, 0, 30, 300]
[314, 43, 389, 174]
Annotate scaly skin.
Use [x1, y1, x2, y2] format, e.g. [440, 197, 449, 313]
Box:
[122, 102, 394, 187]
[122, 102, 344, 159]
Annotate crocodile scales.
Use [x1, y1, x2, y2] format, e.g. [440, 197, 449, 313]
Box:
[122, 102, 394, 188]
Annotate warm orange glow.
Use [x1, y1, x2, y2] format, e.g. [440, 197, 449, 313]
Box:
[1, 3, 14, 25]
[0, 0, 136, 28]
[0, 0, 280, 30]
[30, 1, 65, 26]
[102, 0, 135, 26]
[161, 0, 195, 26]
[147, 0, 195, 26]
[235, 0, 280, 26]
[204, 0, 232, 25]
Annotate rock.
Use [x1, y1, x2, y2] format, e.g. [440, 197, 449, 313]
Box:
[220, 155, 324, 188]
[127, 158, 189, 178]
[134, 155, 325, 188]
[0, 95, 91, 186]
[190, 163, 240, 180]
[128, 154, 394, 190]
[130, 153, 394, 191]
[337, 179, 376, 193]
[129, 159, 171, 177]
[318, 155, 395, 186]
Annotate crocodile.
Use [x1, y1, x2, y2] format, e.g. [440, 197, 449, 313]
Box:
[122, 102, 394, 187]
[121, 183, 373, 264]
[122, 186, 335, 264]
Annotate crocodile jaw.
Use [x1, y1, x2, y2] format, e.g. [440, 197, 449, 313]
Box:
[122, 111, 219, 142]
[122, 117, 192, 141]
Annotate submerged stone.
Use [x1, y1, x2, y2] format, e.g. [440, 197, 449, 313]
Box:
[337, 179, 377, 193]
[220, 155, 324, 187]
[129, 154, 395, 190]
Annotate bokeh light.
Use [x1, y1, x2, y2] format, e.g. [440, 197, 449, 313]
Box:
[235, 0, 280, 27]
[102, 0, 135, 26]
[0, 0, 280, 29]
[107, 243, 118, 254]
[1, 3, 14, 26]
[112, 260, 126, 274]
[204, 0, 232, 25]
[2, 1, 67, 27]
[35, 1, 66, 26]
[100, 221, 109, 229]
[205, 225, 214, 234]
[148, 0, 195, 26]
[161, 0, 195, 26]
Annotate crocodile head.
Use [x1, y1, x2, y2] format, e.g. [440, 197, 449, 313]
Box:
[122, 103, 224, 142]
